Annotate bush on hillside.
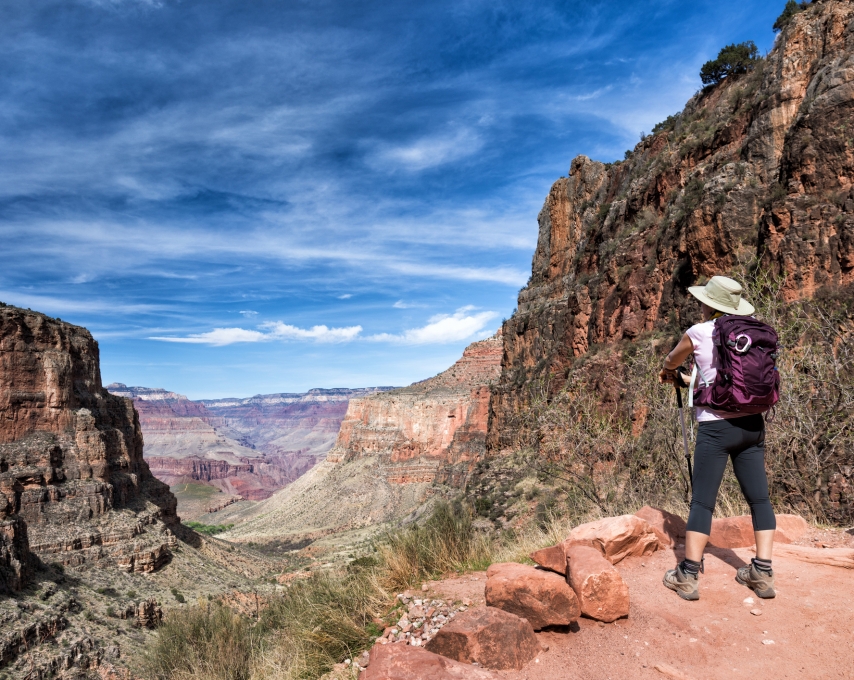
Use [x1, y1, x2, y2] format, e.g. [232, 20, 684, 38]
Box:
[516, 267, 854, 525]
[773, 0, 810, 32]
[700, 41, 759, 85]
[142, 500, 493, 680]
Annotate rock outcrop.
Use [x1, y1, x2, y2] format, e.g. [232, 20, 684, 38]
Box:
[0, 305, 178, 577]
[489, 0, 854, 495]
[213, 335, 502, 542]
[328, 334, 502, 486]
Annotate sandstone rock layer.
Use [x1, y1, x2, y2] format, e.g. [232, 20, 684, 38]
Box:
[0, 305, 178, 577]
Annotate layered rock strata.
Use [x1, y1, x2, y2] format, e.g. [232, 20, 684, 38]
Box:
[215, 335, 502, 542]
[490, 0, 854, 450]
[0, 305, 178, 578]
[488, 0, 854, 518]
[328, 335, 502, 485]
[107, 385, 394, 507]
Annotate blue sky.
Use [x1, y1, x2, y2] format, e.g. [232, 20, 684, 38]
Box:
[1, 0, 785, 399]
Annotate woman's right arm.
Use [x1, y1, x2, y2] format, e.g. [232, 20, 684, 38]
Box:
[659, 333, 694, 384]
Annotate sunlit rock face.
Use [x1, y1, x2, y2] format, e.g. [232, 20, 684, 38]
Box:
[217, 335, 503, 543]
[489, 0, 854, 450]
[328, 334, 503, 486]
[0, 305, 179, 577]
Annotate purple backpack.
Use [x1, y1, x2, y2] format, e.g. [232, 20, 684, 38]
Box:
[693, 316, 781, 414]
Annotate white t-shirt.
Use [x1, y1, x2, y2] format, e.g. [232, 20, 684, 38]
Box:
[685, 319, 741, 422]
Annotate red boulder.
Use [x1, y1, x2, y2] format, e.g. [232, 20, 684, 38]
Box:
[485, 562, 580, 629]
[565, 544, 629, 622]
[364, 643, 502, 679]
[566, 514, 659, 564]
[425, 606, 541, 670]
[634, 506, 686, 548]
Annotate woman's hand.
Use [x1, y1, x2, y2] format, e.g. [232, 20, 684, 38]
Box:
[660, 368, 690, 386]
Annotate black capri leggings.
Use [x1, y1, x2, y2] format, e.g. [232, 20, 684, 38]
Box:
[686, 414, 776, 536]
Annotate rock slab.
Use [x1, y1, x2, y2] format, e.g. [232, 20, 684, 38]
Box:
[565, 544, 630, 622]
[566, 514, 659, 564]
[484, 562, 580, 630]
[634, 506, 686, 548]
[709, 515, 802, 549]
[365, 642, 503, 679]
[425, 606, 540, 670]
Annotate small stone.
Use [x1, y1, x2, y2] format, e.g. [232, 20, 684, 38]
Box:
[743, 597, 754, 605]
[598, 621, 605, 628]
[422, 584, 430, 592]
[689, 638, 697, 643]
[762, 639, 775, 645]
[750, 609, 763, 616]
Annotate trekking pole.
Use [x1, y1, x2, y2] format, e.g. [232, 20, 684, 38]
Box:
[674, 382, 693, 493]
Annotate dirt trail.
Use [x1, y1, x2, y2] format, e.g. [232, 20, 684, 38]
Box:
[427, 544, 854, 680]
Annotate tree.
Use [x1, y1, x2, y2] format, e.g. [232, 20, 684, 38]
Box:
[700, 41, 759, 86]
[773, 0, 810, 33]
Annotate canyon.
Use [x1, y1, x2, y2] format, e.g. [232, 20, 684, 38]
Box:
[212, 334, 502, 543]
[106, 384, 394, 517]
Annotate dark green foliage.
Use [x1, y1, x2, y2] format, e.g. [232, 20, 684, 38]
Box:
[774, 0, 810, 32]
[170, 587, 186, 604]
[700, 41, 759, 85]
[184, 521, 234, 536]
[652, 114, 679, 135]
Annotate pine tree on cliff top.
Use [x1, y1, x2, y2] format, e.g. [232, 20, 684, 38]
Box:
[699, 41, 759, 85]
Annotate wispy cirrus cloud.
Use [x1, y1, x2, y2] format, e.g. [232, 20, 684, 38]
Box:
[369, 307, 497, 345]
[150, 322, 363, 346]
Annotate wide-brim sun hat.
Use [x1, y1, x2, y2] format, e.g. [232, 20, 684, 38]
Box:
[688, 275, 755, 315]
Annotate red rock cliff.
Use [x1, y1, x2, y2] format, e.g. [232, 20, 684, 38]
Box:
[490, 1, 854, 449]
[0, 305, 179, 580]
[328, 334, 502, 485]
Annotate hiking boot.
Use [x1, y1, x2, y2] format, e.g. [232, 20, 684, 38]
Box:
[735, 564, 775, 599]
[663, 564, 699, 601]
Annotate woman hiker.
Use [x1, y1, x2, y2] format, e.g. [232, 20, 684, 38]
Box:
[658, 276, 776, 601]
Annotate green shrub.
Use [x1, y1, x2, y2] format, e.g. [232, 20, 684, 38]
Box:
[774, 0, 810, 32]
[700, 41, 759, 85]
[184, 521, 234, 536]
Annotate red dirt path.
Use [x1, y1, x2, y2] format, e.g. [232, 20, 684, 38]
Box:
[425, 542, 854, 680]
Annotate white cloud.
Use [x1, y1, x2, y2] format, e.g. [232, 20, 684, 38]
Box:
[338, 294, 353, 299]
[260, 322, 362, 343]
[150, 322, 363, 346]
[369, 307, 497, 345]
[239, 310, 258, 317]
[370, 128, 483, 172]
[150, 327, 268, 346]
[393, 300, 410, 309]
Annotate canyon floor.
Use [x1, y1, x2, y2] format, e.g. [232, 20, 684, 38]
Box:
[422, 529, 854, 680]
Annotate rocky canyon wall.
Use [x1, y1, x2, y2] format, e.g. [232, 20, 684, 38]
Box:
[0, 305, 179, 587]
[216, 335, 502, 542]
[329, 336, 502, 486]
[490, 1, 854, 450]
[107, 385, 396, 514]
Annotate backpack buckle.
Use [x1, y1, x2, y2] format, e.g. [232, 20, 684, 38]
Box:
[733, 334, 752, 353]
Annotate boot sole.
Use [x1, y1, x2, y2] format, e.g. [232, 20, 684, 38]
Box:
[663, 577, 699, 601]
[735, 573, 776, 599]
